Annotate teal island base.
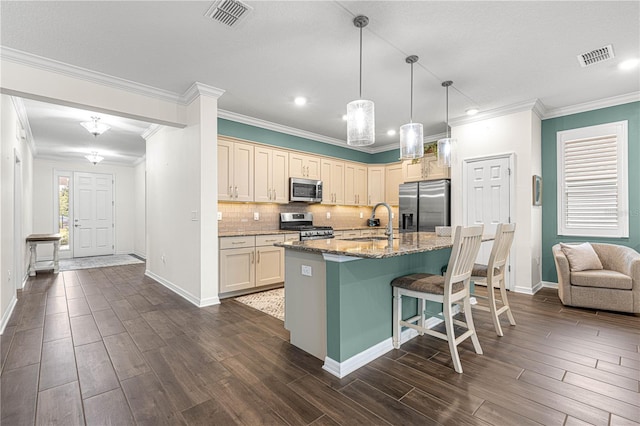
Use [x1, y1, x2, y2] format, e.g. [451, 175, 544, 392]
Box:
[283, 247, 452, 378]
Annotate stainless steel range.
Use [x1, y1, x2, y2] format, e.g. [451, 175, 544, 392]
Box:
[280, 212, 334, 241]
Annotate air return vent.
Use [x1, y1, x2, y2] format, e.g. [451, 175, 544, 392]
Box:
[204, 0, 252, 27]
[577, 45, 614, 67]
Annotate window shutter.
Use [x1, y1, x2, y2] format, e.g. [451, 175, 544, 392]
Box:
[557, 120, 628, 238]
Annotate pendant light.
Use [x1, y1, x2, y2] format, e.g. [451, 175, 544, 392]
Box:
[346, 15, 375, 147]
[80, 116, 110, 137]
[85, 151, 104, 165]
[399, 55, 424, 159]
[437, 81, 454, 167]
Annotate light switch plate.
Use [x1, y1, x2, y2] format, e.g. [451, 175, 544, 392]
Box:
[359, 212, 363, 219]
[217, 212, 222, 220]
[326, 212, 331, 219]
[254, 212, 260, 221]
[301, 265, 312, 276]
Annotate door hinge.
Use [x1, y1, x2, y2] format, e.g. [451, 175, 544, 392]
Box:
[508, 216, 511, 223]
[508, 265, 511, 272]
[112, 245, 114, 249]
[112, 201, 114, 206]
[507, 167, 511, 175]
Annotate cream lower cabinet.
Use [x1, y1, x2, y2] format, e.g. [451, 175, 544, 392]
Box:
[255, 146, 289, 203]
[219, 234, 291, 294]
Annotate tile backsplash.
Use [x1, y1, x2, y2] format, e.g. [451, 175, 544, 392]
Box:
[217, 202, 398, 233]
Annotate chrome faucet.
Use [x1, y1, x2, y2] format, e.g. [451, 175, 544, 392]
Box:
[371, 202, 394, 245]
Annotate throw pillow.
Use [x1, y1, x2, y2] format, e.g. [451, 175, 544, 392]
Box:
[560, 242, 604, 272]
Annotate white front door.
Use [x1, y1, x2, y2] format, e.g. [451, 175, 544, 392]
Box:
[73, 172, 114, 257]
[464, 154, 513, 289]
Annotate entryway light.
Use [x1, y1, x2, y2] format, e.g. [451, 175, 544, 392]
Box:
[85, 152, 104, 165]
[619, 58, 639, 70]
[346, 15, 375, 147]
[294, 96, 307, 106]
[387, 129, 396, 136]
[466, 107, 479, 116]
[399, 55, 424, 160]
[80, 116, 110, 137]
[437, 81, 454, 167]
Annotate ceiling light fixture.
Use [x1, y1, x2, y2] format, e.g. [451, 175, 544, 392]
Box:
[466, 107, 479, 116]
[437, 81, 455, 167]
[346, 15, 375, 147]
[619, 58, 639, 70]
[294, 96, 307, 106]
[85, 151, 104, 165]
[399, 55, 424, 160]
[387, 129, 396, 136]
[81, 116, 110, 137]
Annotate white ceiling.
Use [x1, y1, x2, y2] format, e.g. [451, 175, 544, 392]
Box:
[1, 1, 639, 164]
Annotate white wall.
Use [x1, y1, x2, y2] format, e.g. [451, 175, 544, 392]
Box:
[32, 158, 137, 257]
[145, 93, 220, 307]
[451, 109, 542, 294]
[134, 160, 146, 258]
[1, 95, 34, 333]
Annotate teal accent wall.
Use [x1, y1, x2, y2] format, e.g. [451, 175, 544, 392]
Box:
[370, 149, 401, 164]
[541, 101, 640, 282]
[325, 249, 451, 362]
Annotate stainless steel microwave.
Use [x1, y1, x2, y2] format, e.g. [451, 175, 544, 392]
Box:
[290, 177, 323, 203]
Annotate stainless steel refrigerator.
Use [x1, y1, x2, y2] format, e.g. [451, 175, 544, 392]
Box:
[399, 180, 451, 232]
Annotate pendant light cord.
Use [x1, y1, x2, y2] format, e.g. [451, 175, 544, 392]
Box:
[446, 84, 449, 138]
[410, 62, 414, 123]
[359, 25, 363, 98]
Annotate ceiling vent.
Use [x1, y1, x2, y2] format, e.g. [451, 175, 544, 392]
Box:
[204, 0, 252, 27]
[577, 44, 614, 67]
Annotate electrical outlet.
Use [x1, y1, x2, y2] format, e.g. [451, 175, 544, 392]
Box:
[191, 210, 198, 221]
[254, 212, 260, 221]
[217, 212, 222, 220]
[391, 213, 395, 219]
[326, 212, 331, 219]
[301, 265, 312, 276]
[359, 212, 363, 219]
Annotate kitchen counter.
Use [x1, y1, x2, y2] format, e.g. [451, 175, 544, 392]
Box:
[275, 232, 472, 259]
[218, 226, 394, 238]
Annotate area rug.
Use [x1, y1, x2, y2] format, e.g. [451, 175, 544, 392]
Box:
[234, 288, 284, 321]
[59, 254, 144, 271]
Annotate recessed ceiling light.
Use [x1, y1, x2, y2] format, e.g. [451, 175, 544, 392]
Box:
[466, 108, 479, 116]
[294, 96, 307, 106]
[619, 58, 639, 70]
[342, 114, 348, 121]
[387, 129, 397, 136]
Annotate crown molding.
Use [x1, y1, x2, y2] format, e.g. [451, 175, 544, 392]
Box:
[181, 82, 225, 104]
[10, 96, 37, 155]
[217, 109, 377, 153]
[449, 99, 545, 127]
[141, 124, 162, 140]
[1, 47, 182, 104]
[542, 91, 640, 119]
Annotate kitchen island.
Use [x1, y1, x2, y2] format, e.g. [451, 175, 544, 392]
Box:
[275, 232, 482, 378]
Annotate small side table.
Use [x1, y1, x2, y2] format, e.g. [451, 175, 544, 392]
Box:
[26, 233, 62, 276]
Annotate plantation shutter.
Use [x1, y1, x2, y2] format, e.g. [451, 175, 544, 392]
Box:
[557, 120, 628, 238]
[563, 135, 618, 230]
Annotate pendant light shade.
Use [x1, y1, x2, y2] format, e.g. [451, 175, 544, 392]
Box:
[85, 151, 104, 165]
[437, 81, 455, 167]
[399, 55, 424, 159]
[347, 15, 375, 147]
[81, 116, 110, 137]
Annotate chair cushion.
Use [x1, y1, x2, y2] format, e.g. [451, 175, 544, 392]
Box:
[391, 273, 464, 295]
[471, 263, 500, 277]
[571, 269, 632, 290]
[560, 242, 604, 272]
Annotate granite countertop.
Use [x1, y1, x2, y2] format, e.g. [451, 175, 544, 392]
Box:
[218, 226, 392, 238]
[274, 232, 493, 259]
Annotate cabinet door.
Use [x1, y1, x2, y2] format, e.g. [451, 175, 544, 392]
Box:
[233, 143, 254, 201]
[256, 246, 285, 287]
[355, 165, 368, 206]
[367, 166, 385, 206]
[424, 155, 451, 180]
[320, 159, 334, 204]
[271, 149, 289, 203]
[289, 153, 306, 178]
[254, 146, 271, 203]
[306, 156, 321, 180]
[402, 159, 424, 182]
[385, 163, 403, 205]
[218, 140, 233, 201]
[332, 161, 345, 204]
[219, 247, 255, 293]
[344, 163, 356, 205]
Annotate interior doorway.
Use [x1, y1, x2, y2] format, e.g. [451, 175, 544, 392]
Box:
[463, 153, 515, 289]
[14, 150, 23, 289]
[73, 172, 115, 258]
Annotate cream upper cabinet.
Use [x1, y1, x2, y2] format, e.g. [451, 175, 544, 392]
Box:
[290, 153, 321, 180]
[321, 158, 345, 204]
[402, 154, 450, 182]
[255, 146, 289, 203]
[385, 163, 403, 206]
[218, 138, 254, 202]
[345, 162, 368, 206]
[367, 166, 385, 206]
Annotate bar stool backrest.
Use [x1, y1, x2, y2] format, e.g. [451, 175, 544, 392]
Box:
[488, 223, 516, 279]
[444, 225, 484, 296]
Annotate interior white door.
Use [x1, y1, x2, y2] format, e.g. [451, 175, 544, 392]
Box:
[464, 155, 513, 288]
[73, 172, 114, 257]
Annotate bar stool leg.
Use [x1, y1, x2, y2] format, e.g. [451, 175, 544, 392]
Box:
[417, 298, 425, 335]
[392, 288, 402, 349]
[487, 280, 504, 337]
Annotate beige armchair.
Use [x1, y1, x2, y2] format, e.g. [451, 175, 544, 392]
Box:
[552, 243, 640, 313]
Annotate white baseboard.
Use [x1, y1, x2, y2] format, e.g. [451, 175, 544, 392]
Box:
[515, 280, 543, 295]
[132, 250, 146, 260]
[322, 312, 448, 378]
[144, 270, 220, 308]
[1, 294, 18, 335]
[541, 281, 558, 289]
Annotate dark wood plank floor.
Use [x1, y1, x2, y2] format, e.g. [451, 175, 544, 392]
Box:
[1, 264, 639, 425]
